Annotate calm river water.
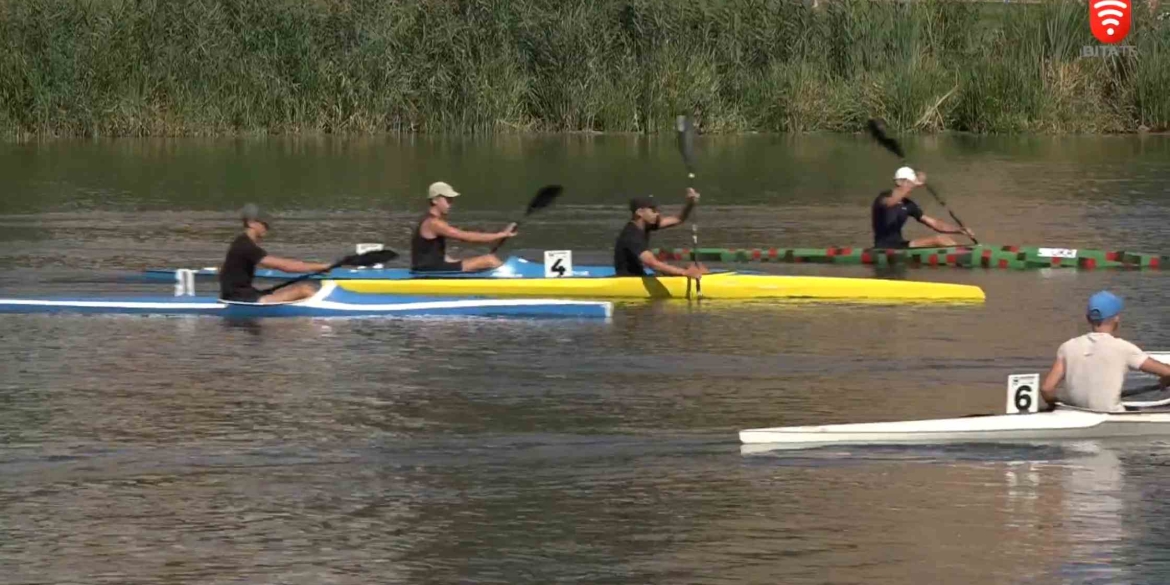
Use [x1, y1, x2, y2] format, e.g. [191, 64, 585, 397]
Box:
[2, 134, 1170, 584]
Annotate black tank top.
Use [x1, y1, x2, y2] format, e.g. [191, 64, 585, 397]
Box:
[411, 216, 447, 270]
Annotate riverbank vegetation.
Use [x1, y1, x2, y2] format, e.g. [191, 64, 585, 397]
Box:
[1, 0, 1166, 137]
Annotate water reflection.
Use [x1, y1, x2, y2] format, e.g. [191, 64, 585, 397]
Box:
[735, 440, 1170, 584]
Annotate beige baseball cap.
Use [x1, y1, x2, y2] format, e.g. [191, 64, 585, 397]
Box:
[428, 181, 460, 199]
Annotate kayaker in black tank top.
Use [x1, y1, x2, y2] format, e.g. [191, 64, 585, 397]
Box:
[612, 189, 706, 278]
[872, 167, 974, 249]
[411, 181, 519, 273]
[218, 204, 332, 303]
[411, 215, 461, 272]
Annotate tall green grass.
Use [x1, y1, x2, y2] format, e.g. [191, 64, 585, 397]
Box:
[0, 0, 1167, 137]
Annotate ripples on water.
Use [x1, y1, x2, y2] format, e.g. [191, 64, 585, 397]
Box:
[3, 135, 1170, 584]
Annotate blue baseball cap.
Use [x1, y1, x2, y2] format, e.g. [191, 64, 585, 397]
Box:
[1087, 291, 1124, 321]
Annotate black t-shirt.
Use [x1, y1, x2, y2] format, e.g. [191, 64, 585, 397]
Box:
[871, 191, 924, 247]
[219, 233, 267, 299]
[613, 221, 659, 276]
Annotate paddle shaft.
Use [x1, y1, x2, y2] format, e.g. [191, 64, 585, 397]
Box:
[489, 221, 520, 254]
[261, 262, 344, 294]
[924, 184, 978, 245]
[1122, 382, 1167, 398]
[677, 115, 701, 298]
[690, 224, 702, 299]
[260, 249, 399, 295]
[489, 185, 564, 254]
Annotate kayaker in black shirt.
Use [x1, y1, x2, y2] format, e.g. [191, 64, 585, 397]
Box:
[219, 204, 332, 303]
[872, 166, 975, 249]
[412, 181, 518, 272]
[613, 188, 706, 278]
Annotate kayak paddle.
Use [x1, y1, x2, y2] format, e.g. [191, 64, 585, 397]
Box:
[1122, 382, 1168, 398]
[676, 114, 702, 299]
[676, 115, 697, 182]
[260, 248, 400, 294]
[865, 118, 978, 245]
[489, 184, 564, 253]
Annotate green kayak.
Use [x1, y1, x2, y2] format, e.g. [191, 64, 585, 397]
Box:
[652, 245, 1167, 270]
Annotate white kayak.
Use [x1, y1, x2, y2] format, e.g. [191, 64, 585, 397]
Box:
[740, 408, 1170, 448]
[741, 354, 1170, 449]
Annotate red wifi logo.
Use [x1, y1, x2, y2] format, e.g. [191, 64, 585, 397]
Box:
[1090, 0, 1131, 44]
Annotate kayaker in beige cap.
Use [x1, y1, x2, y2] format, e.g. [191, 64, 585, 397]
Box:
[411, 181, 518, 272]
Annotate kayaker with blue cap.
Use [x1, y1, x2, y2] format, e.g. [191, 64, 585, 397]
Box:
[412, 181, 518, 273]
[613, 188, 705, 278]
[1040, 291, 1170, 411]
[872, 167, 975, 249]
[218, 204, 332, 303]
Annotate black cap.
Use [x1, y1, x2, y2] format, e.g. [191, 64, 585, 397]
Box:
[240, 203, 270, 226]
[629, 195, 658, 213]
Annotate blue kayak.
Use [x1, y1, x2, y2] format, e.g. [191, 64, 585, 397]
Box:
[0, 282, 613, 319]
[143, 256, 617, 282]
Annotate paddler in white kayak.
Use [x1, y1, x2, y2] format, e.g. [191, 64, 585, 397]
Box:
[411, 181, 519, 273]
[613, 189, 706, 278]
[872, 166, 976, 249]
[1040, 290, 1170, 411]
[219, 204, 333, 303]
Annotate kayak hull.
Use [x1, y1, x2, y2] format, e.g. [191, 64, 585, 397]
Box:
[654, 245, 1167, 270]
[337, 272, 985, 302]
[0, 282, 614, 319]
[740, 408, 1170, 449]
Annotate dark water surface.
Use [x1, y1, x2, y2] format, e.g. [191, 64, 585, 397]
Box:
[3, 134, 1170, 584]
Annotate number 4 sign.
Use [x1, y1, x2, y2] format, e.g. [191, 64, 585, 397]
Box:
[544, 250, 572, 278]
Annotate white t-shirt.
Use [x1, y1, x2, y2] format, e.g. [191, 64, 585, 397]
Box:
[1056, 332, 1148, 412]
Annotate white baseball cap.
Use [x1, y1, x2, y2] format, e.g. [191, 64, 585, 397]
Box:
[428, 181, 460, 199]
[894, 167, 918, 182]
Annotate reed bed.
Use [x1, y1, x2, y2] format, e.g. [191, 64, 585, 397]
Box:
[0, 0, 1166, 137]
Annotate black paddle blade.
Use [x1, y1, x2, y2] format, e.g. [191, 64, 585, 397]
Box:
[866, 117, 904, 159]
[676, 115, 696, 176]
[340, 249, 400, 267]
[260, 248, 400, 295]
[525, 185, 563, 215]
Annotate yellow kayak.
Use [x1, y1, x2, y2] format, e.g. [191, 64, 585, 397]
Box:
[338, 272, 985, 302]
